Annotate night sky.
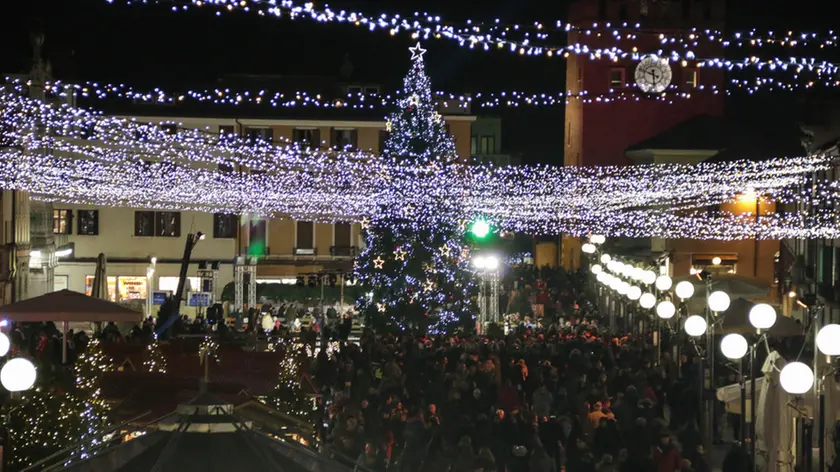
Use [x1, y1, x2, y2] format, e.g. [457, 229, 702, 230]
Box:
[1, 0, 838, 164]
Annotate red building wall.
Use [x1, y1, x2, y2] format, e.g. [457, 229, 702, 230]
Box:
[564, 0, 726, 168]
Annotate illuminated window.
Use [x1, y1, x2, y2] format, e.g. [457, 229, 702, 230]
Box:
[53, 209, 72, 234]
[118, 276, 148, 301]
[213, 213, 238, 239]
[85, 275, 117, 302]
[158, 276, 201, 293]
[609, 68, 626, 88]
[691, 254, 737, 275]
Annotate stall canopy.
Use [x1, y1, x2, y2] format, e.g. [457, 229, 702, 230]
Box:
[0, 289, 142, 323]
[719, 298, 803, 337]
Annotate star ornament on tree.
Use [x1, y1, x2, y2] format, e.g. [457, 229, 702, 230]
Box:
[439, 245, 452, 257]
[394, 247, 408, 261]
[409, 42, 427, 61]
[377, 302, 387, 313]
[423, 278, 436, 292]
[373, 256, 385, 269]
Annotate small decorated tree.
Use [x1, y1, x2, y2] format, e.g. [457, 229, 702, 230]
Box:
[144, 335, 167, 373]
[268, 341, 311, 418]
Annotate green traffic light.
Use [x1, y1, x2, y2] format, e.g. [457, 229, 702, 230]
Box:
[470, 219, 490, 238]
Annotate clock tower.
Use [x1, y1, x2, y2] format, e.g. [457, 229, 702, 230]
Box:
[561, 0, 725, 268]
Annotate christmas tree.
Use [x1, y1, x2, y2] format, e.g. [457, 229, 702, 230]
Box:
[355, 43, 479, 334]
[144, 335, 167, 373]
[268, 341, 311, 418]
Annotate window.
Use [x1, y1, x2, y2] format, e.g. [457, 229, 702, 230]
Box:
[480, 136, 495, 155]
[219, 125, 235, 137]
[213, 213, 238, 239]
[685, 69, 699, 88]
[470, 136, 478, 155]
[156, 211, 181, 237]
[134, 211, 154, 236]
[332, 128, 358, 148]
[293, 128, 321, 148]
[158, 276, 201, 293]
[364, 86, 379, 94]
[334, 223, 351, 247]
[218, 161, 235, 173]
[53, 209, 72, 234]
[332, 223, 353, 256]
[347, 86, 363, 96]
[609, 68, 626, 88]
[567, 122, 572, 147]
[296, 221, 314, 250]
[246, 127, 273, 143]
[161, 123, 178, 135]
[78, 210, 99, 236]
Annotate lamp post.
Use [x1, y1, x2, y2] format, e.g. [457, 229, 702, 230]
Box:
[0, 339, 38, 471]
[746, 302, 777, 468]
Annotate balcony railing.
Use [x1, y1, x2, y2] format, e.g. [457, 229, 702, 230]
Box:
[330, 246, 358, 257]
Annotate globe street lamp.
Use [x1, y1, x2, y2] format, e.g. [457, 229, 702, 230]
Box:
[581, 243, 596, 254]
[590, 235, 606, 245]
[0, 357, 37, 392]
[639, 293, 656, 309]
[627, 286, 642, 301]
[780, 362, 815, 395]
[642, 270, 657, 286]
[675, 281, 695, 300]
[655, 275, 673, 291]
[684, 315, 708, 337]
[656, 300, 676, 319]
[748, 303, 777, 331]
[0, 332, 10, 357]
[708, 291, 731, 313]
[600, 254, 612, 264]
[591, 264, 603, 275]
[745, 302, 777, 465]
[813, 322, 840, 471]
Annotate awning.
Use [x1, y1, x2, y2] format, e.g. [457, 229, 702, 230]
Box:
[0, 289, 142, 323]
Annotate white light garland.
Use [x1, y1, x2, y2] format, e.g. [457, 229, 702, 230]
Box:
[2, 89, 839, 239]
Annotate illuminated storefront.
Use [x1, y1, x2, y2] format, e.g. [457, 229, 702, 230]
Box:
[84, 276, 148, 303]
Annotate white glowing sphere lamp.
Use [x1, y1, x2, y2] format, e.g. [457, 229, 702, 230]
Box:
[582, 243, 596, 254]
[1, 357, 37, 392]
[639, 293, 657, 309]
[642, 270, 657, 285]
[591, 264, 603, 275]
[816, 324, 840, 356]
[590, 235, 606, 245]
[656, 301, 676, 319]
[0, 332, 9, 357]
[720, 334, 748, 360]
[617, 282, 630, 295]
[675, 281, 695, 300]
[627, 286, 642, 301]
[600, 254, 612, 264]
[708, 291, 731, 313]
[684, 315, 708, 337]
[748, 303, 777, 330]
[655, 275, 673, 291]
[780, 362, 815, 395]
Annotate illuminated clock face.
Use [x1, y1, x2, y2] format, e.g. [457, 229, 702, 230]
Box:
[634, 55, 673, 93]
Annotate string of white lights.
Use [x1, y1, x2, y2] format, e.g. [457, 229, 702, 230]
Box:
[109, 0, 840, 86]
[3, 90, 839, 240]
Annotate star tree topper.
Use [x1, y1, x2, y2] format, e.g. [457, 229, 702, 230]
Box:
[409, 42, 427, 61]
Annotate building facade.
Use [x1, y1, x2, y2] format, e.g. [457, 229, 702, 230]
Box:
[470, 117, 519, 166]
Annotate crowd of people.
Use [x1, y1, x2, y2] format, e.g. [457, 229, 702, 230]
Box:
[309, 267, 752, 472]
